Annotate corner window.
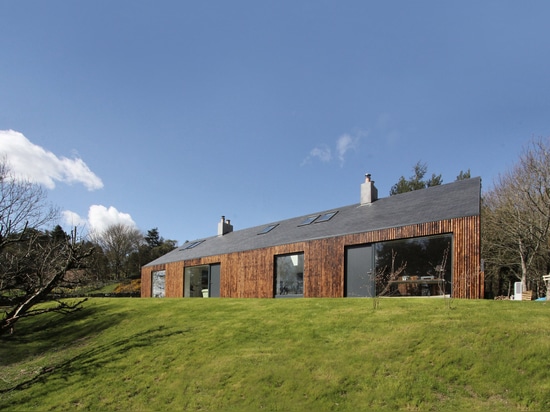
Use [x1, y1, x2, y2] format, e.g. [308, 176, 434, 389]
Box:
[152, 270, 166, 298]
[274, 253, 304, 297]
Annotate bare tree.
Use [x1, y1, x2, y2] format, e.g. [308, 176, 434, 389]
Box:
[90, 223, 143, 279]
[0, 159, 93, 335]
[1, 228, 93, 335]
[0, 159, 57, 250]
[483, 138, 550, 295]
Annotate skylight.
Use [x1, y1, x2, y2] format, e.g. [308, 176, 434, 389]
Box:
[180, 240, 204, 250]
[298, 215, 319, 226]
[315, 211, 338, 223]
[258, 224, 278, 235]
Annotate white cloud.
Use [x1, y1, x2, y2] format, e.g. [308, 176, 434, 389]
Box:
[0, 129, 103, 190]
[301, 144, 332, 166]
[336, 134, 359, 166]
[62, 205, 136, 234]
[310, 145, 333, 162]
[302, 132, 362, 166]
[62, 210, 88, 229]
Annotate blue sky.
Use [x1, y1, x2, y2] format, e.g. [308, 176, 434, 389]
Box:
[1, 1, 550, 245]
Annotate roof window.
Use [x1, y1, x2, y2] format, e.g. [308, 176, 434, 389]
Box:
[258, 224, 278, 235]
[180, 240, 204, 250]
[298, 215, 319, 226]
[315, 211, 338, 223]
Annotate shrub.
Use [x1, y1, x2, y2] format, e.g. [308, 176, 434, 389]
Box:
[114, 279, 141, 294]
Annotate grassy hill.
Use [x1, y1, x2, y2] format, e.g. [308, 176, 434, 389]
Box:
[1, 298, 548, 411]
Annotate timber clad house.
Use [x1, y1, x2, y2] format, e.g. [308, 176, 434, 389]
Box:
[141, 175, 483, 299]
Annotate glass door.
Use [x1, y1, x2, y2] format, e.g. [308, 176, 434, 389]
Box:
[184, 264, 221, 297]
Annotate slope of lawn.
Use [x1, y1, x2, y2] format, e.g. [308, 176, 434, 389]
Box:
[0, 298, 548, 411]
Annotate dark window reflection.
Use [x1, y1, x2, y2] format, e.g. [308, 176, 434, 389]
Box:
[375, 234, 452, 297]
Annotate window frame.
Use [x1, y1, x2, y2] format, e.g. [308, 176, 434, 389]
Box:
[179, 240, 205, 250]
[374, 233, 453, 297]
[258, 224, 278, 235]
[274, 252, 305, 298]
[298, 215, 319, 226]
[151, 270, 166, 298]
[315, 211, 338, 223]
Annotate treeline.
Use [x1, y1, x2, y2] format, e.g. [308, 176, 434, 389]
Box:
[46, 224, 176, 293]
[0, 158, 176, 335]
[482, 139, 550, 299]
[391, 139, 550, 299]
[3, 138, 550, 335]
[86, 225, 177, 283]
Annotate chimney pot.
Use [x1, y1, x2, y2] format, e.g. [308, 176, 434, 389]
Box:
[360, 173, 378, 205]
[218, 215, 233, 236]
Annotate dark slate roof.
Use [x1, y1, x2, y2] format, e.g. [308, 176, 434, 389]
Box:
[144, 177, 481, 267]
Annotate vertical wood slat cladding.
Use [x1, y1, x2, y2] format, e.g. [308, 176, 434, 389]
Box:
[165, 261, 185, 297]
[141, 215, 482, 299]
[305, 238, 345, 298]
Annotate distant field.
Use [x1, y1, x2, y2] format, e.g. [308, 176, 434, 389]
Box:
[1, 298, 548, 411]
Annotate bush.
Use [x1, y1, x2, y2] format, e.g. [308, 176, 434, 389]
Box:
[114, 279, 141, 294]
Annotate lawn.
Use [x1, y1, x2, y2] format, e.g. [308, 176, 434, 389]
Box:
[0, 298, 548, 411]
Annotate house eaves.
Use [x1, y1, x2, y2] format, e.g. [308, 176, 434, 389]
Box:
[144, 177, 481, 267]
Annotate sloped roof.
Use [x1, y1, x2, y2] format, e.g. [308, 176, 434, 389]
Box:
[144, 177, 481, 267]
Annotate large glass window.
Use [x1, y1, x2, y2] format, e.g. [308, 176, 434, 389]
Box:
[184, 265, 210, 297]
[274, 253, 304, 297]
[375, 234, 452, 297]
[152, 270, 166, 298]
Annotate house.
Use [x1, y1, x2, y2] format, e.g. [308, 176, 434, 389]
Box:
[141, 175, 482, 299]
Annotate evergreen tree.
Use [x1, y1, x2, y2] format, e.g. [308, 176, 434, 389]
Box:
[390, 161, 443, 195]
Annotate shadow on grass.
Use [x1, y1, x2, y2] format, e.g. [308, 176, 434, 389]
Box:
[0, 303, 124, 366]
[0, 324, 188, 395]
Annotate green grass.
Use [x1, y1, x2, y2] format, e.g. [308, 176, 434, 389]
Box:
[1, 298, 548, 411]
[53, 280, 121, 295]
[87, 281, 120, 293]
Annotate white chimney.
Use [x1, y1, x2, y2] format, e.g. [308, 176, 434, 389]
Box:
[218, 216, 233, 236]
[360, 173, 378, 205]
